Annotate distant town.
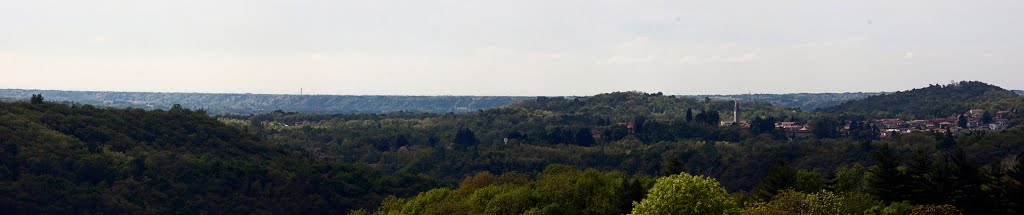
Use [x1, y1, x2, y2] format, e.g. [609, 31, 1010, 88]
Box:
[728, 107, 1018, 139]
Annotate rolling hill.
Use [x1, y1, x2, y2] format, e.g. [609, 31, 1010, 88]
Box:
[1, 89, 889, 116]
[820, 81, 1024, 118]
[0, 100, 435, 214]
[689, 92, 881, 111]
[0, 89, 528, 115]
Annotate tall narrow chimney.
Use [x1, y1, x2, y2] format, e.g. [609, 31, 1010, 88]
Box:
[733, 100, 739, 124]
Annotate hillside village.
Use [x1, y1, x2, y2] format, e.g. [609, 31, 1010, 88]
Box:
[766, 108, 1017, 139]
[708, 97, 1019, 140]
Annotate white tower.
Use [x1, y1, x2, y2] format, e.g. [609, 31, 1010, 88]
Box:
[733, 100, 739, 124]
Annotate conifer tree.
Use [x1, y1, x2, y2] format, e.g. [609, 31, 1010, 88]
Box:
[29, 94, 44, 104]
[662, 159, 685, 176]
[755, 162, 797, 200]
[574, 127, 595, 146]
[867, 144, 911, 202]
[454, 127, 479, 148]
[905, 149, 934, 204]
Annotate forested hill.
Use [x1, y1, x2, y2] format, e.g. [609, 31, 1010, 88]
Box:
[1015, 90, 1024, 96]
[0, 89, 900, 115]
[508, 91, 796, 119]
[0, 89, 528, 115]
[240, 88, 1024, 214]
[689, 92, 881, 111]
[820, 81, 1024, 118]
[0, 101, 436, 214]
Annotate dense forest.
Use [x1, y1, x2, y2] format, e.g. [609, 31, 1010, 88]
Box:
[0, 89, 528, 115]
[222, 92, 814, 188]
[364, 155, 1024, 214]
[3, 82, 1024, 214]
[690, 92, 881, 111]
[0, 100, 437, 214]
[822, 81, 1024, 119]
[2, 89, 898, 115]
[224, 83, 1024, 214]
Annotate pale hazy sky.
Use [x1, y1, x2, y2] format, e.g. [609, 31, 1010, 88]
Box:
[1, 0, 1022, 96]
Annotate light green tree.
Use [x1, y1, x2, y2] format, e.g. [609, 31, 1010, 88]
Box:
[740, 190, 842, 215]
[630, 173, 738, 215]
[865, 201, 915, 215]
[834, 164, 868, 192]
[398, 188, 463, 215]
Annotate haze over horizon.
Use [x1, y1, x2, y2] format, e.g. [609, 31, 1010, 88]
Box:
[3, 1, 1023, 96]
[0, 81, 1013, 97]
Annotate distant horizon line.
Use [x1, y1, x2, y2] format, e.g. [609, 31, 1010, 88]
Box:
[0, 87, 909, 97]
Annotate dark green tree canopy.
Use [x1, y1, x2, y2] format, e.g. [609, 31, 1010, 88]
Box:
[29, 94, 43, 104]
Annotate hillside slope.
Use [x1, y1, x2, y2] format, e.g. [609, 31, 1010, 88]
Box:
[689, 92, 881, 111]
[0, 101, 435, 214]
[820, 81, 1024, 118]
[509, 91, 797, 119]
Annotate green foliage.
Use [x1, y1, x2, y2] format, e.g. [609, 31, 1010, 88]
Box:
[0, 101, 437, 213]
[228, 91, 841, 191]
[749, 116, 779, 136]
[0, 89, 527, 115]
[812, 115, 841, 139]
[1003, 153, 1024, 213]
[629, 172, 738, 215]
[838, 191, 883, 214]
[399, 188, 459, 215]
[804, 191, 842, 214]
[372, 165, 650, 215]
[236, 98, 1024, 199]
[866, 201, 915, 215]
[7, 83, 1024, 214]
[617, 177, 647, 214]
[740, 190, 842, 215]
[574, 127, 596, 146]
[533, 167, 620, 214]
[860, 144, 996, 214]
[29, 94, 43, 104]
[833, 164, 867, 193]
[458, 171, 496, 191]
[793, 169, 825, 193]
[823, 81, 1024, 118]
[755, 162, 797, 199]
[483, 186, 532, 215]
[867, 144, 911, 202]
[982, 111, 994, 124]
[690, 92, 880, 111]
[453, 127, 479, 148]
[661, 159, 684, 176]
[695, 109, 722, 126]
[910, 204, 962, 215]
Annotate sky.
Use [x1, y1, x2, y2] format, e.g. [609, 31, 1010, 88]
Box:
[1, 0, 1023, 96]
